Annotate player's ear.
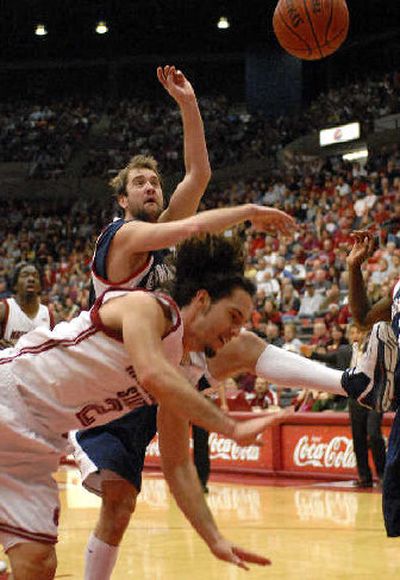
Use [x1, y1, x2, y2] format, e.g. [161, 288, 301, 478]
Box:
[195, 289, 211, 312]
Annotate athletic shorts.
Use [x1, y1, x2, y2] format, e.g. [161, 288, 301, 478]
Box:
[71, 404, 158, 495]
[0, 364, 64, 547]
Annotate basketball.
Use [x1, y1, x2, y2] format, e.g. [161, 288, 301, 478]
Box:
[273, 0, 349, 60]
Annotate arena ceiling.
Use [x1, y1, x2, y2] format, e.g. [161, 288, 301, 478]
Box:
[0, 0, 399, 62]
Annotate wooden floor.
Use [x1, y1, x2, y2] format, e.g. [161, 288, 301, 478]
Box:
[2, 466, 400, 579]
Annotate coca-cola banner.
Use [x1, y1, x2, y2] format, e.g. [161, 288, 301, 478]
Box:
[144, 412, 393, 479]
[145, 430, 273, 473]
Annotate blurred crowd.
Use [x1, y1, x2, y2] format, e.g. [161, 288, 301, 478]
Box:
[1, 69, 400, 412]
[1, 70, 399, 180]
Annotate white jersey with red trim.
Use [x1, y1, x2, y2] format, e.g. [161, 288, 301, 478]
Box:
[0, 289, 183, 434]
[1, 298, 52, 344]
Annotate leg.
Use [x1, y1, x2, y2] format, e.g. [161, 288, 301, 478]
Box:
[8, 541, 57, 580]
[383, 410, 400, 536]
[209, 324, 398, 412]
[208, 330, 345, 395]
[348, 399, 372, 485]
[95, 479, 138, 545]
[84, 478, 138, 580]
[72, 406, 158, 580]
[367, 409, 386, 479]
[192, 424, 210, 492]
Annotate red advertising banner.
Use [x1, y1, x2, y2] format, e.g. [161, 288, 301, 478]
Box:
[144, 412, 394, 480]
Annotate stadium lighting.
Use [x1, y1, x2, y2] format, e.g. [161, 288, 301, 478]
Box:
[35, 24, 48, 37]
[217, 16, 230, 29]
[95, 21, 109, 35]
[342, 149, 369, 161]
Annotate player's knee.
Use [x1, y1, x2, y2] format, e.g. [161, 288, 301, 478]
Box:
[236, 330, 266, 365]
[9, 542, 57, 579]
[102, 484, 138, 528]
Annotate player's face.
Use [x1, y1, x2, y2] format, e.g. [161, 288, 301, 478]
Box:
[120, 168, 164, 222]
[192, 288, 253, 358]
[16, 265, 41, 296]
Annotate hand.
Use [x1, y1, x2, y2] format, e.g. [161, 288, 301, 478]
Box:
[209, 537, 271, 570]
[347, 230, 376, 268]
[157, 65, 195, 105]
[251, 206, 297, 237]
[231, 409, 292, 447]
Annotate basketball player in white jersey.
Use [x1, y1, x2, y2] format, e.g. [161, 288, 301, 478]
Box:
[0, 262, 53, 348]
[0, 233, 296, 579]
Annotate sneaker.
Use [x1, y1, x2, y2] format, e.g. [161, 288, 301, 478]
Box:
[351, 479, 373, 489]
[341, 321, 397, 412]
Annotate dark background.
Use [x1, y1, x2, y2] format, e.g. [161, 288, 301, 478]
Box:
[0, 0, 399, 104]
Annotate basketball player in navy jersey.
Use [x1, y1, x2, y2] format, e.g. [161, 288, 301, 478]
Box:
[72, 64, 213, 580]
[345, 230, 400, 536]
[0, 262, 53, 349]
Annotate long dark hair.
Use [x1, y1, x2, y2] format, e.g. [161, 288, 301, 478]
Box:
[170, 234, 256, 307]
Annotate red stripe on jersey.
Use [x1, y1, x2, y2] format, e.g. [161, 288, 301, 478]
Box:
[0, 326, 98, 364]
[0, 522, 57, 545]
[92, 254, 153, 287]
[90, 288, 181, 341]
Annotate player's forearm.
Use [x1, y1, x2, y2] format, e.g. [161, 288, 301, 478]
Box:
[347, 264, 371, 327]
[141, 367, 236, 437]
[125, 204, 257, 253]
[162, 459, 222, 546]
[161, 98, 211, 221]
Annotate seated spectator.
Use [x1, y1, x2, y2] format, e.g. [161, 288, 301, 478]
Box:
[261, 298, 283, 329]
[323, 303, 341, 329]
[278, 283, 300, 320]
[309, 320, 331, 349]
[282, 322, 303, 354]
[265, 321, 284, 347]
[297, 281, 325, 318]
[248, 377, 278, 411]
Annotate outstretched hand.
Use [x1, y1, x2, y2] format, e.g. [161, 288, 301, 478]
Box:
[210, 537, 271, 570]
[347, 229, 376, 268]
[231, 408, 293, 447]
[251, 206, 297, 237]
[157, 65, 195, 105]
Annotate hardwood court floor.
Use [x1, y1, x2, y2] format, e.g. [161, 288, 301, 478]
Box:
[2, 467, 400, 579]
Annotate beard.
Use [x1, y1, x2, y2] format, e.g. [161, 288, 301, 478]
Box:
[132, 204, 163, 223]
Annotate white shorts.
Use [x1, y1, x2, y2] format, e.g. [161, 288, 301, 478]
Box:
[0, 363, 65, 547]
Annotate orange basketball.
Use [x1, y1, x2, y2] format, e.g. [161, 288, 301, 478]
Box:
[273, 0, 349, 60]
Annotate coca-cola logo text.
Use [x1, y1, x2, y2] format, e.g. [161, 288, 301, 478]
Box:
[293, 435, 356, 470]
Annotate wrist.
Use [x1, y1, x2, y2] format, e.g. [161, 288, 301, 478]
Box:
[222, 415, 236, 438]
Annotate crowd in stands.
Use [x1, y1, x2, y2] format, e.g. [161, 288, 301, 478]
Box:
[0, 100, 100, 178]
[1, 70, 399, 182]
[1, 69, 400, 411]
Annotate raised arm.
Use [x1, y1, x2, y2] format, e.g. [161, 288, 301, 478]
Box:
[115, 203, 297, 254]
[157, 65, 211, 222]
[347, 231, 391, 329]
[157, 405, 271, 570]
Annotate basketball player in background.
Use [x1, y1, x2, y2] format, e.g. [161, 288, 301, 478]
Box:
[0, 261, 53, 349]
[0, 261, 53, 575]
[345, 230, 400, 534]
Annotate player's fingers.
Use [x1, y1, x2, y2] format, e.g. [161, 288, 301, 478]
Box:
[232, 546, 271, 566]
